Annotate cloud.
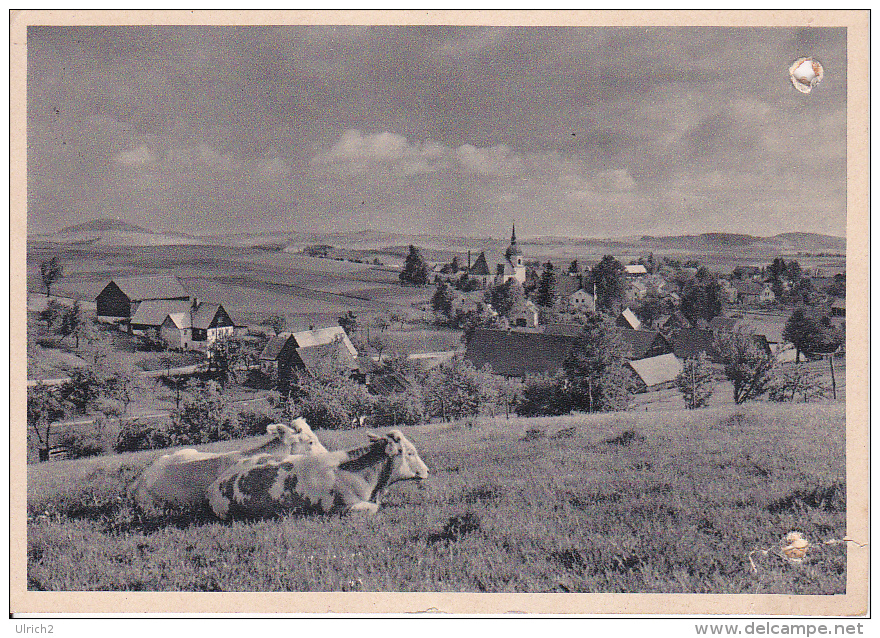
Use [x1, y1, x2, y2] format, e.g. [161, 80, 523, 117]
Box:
[594, 169, 636, 192]
[113, 145, 158, 166]
[310, 130, 450, 176]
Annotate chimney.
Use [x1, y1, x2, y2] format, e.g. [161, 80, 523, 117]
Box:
[192, 297, 200, 311]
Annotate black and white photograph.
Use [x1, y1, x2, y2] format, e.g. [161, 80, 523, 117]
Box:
[11, 10, 869, 616]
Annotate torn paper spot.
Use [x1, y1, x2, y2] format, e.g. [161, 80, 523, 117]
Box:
[781, 531, 810, 561]
[789, 57, 824, 93]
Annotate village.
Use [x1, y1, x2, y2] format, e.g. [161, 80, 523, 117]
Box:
[26, 224, 845, 464]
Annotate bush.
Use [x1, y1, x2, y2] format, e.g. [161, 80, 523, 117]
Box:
[114, 420, 171, 453]
[56, 430, 105, 459]
[516, 373, 572, 417]
[234, 405, 279, 438]
[768, 365, 829, 403]
[371, 391, 425, 427]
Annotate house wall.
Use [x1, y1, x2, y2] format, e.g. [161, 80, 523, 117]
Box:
[96, 284, 132, 319]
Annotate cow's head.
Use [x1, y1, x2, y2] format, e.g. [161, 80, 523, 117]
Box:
[266, 419, 328, 454]
[368, 429, 429, 483]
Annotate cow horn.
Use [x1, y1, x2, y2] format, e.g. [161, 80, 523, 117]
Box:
[367, 431, 382, 441]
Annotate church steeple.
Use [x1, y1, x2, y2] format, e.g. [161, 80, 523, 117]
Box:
[505, 222, 523, 263]
[511, 222, 517, 246]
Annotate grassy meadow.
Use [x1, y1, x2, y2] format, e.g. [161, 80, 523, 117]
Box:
[27, 403, 846, 593]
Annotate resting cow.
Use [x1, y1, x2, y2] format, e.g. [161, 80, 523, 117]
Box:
[132, 419, 327, 511]
[207, 429, 429, 519]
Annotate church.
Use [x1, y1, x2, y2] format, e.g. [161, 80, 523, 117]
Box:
[495, 223, 527, 286]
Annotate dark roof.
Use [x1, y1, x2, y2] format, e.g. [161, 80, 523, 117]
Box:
[190, 302, 227, 330]
[708, 316, 739, 333]
[616, 328, 665, 360]
[368, 372, 412, 396]
[555, 275, 582, 298]
[465, 328, 579, 377]
[733, 281, 766, 296]
[544, 323, 583, 337]
[672, 328, 720, 362]
[104, 275, 188, 301]
[662, 310, 692, 331]
[295, 342, 358, 375]
[260, 332, 292, 360]
[469, 252, 492, 276]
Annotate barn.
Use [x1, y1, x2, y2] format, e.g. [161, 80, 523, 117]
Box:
[628, 353, 683, 392]
[464, 328, 579, 378]
[96, 275, 189, 322]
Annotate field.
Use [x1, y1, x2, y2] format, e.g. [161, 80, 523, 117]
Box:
[26, 243, 434, 330]
[27, 403, 846, 593]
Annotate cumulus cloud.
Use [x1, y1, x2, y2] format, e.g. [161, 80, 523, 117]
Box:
[594, 169, 636, 192]
[310, 130, 450, 176]
[113, 145, 158, 166]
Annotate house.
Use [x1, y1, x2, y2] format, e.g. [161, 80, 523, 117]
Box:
[96, 275, 189, 322]
[660, 310, 693, 333]
[468, 252, 494, 288]
[831, 298, 845, 317]
[707, 316, 739, 334]
[132, 299, 235, 350]
[733, 265, 763, 280]
[508, 298, 539, 328]
[616, 328, 670, 360]
[734, 281, 775, 305]
[189, 302, 236, 348]
[626, 279, 648, 301]
[628, 353, 683, 392]
[464, 328, 580, 378]
[625, 264, 648, 278]
[129, 299, 192, 334]
[616, 307, 642, 331]
[568, 288, 596, 313]
[259, 326, 359, 383]
[555, 274, 582, 300]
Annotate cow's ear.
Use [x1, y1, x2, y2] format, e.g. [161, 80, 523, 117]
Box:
[367, 431, 382, 442]
[388, 430, 401, 442]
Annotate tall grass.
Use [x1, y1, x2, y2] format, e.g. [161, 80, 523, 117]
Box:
[27, 403, 845, 593]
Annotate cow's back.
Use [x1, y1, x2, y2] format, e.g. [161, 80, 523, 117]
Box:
[208, 455, 340, 519]
[134, 449, 237, 510]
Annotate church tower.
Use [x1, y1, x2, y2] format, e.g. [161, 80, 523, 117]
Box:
[505, 223, 524, 268]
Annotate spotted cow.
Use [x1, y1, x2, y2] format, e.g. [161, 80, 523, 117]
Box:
[207, 429, 428, 519]
[131, 419, 327, 511]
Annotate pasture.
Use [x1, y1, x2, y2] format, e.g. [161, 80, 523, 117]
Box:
[27, 403, 846, 593]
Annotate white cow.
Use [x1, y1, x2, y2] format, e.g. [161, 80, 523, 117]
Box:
[131, 419, 327, 511]
[208, 430, 429, 519]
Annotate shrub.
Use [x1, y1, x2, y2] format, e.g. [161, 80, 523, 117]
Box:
[675, 352, 715, 409]
[516, 373, 572, 417]
[56, 430, 105, 459]
[768, 364, 829, 403]
[234, 405, 279, 438]
[371, 391, 425, 427]
[114, 420, 170, 453]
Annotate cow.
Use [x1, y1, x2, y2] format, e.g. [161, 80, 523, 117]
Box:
[131, 418, 328, 511]
[207, 429, 429, 519]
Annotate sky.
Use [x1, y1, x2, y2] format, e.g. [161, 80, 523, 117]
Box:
[27, 25, 847, 239]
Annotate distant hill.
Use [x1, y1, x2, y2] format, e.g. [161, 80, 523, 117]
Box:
[59, 219, 154, 235]
[772, 232, 846, 253]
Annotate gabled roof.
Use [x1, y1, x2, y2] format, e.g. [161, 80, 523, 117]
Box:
[465, 328, 579, 377]
[103, 275, 188, 301]
[190, 302, 224, 330]
[617, 328, 665, 360]
[556, 275, 582, 298]
[130, 299, 191, 327]
[733, 281, 768, 296]
[295, 341, 358, 375]
[625, 264, 648, 275]
[628, 353, 683, 388]
[708, 316, 739, 333]
[617, 308, 642, 330]
[672, 328, 720, 362]
[260, 332, 292, 360]
[662, 310, 692, 330]
[469, 252, 492, 276]
[291, 326, 358, 357]
[368, 371, 412, 396]
[570, 287, 593, 299]
[164, 312, 191, 330]
[544, 323, 583, 337]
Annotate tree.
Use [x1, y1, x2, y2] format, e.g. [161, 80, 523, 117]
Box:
[680, 278, 723, 324]
[716, 331, 775, 404]
[40, 256, 63, 297]
[104, 365, 146, 415]
[169, 380, 229, 444]
[337, 310, 359, 337]
[421, 356, 489, 422]
[638, 252, 657, 274]
[563, 315, 633, 412]
[431, 281, 455, 323]
[568, 259, 580, 274]
[60, 366, 104, 415]
[56, 300, 85, 348]
[399, 245, 429, 286]
[768, 364, 828, 403]
[783, 309, 820, 363]
[263, 314, 286, 335]
[28, 383, 68, 461]
[636, 296, 663, 328]
[536, 261, 558, 308]
[486, 279, 524, 317]
[516, 373, 571, 417]
[450, 255, 461, 273]
[591, 255, 627, 313]
[675, 352, 715, 409]
[206, 337, 232, 388]
[39, 298, 65, 332]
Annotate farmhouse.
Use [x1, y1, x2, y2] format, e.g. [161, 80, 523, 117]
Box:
[130, 298, 235, 350]
[616, 328, 670, 360]
[616, 307, 642, 331]
[568, 287, 596, 312]
[259, 326, 359, 383]
[733, 281, 775, 305]
[628, 353, 683, 392]
[464, 328, 579, 378]
[96, 275, 189, 322]
[507, 298, 539, 328]
[625, 264, 648, 277]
